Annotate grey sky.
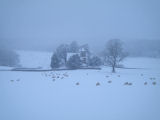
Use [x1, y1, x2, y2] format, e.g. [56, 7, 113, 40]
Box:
[0, 0, 160, 51]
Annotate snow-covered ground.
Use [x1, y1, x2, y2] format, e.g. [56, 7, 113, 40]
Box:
[0, 66, 13, 71]
[0, 51, 160, 120]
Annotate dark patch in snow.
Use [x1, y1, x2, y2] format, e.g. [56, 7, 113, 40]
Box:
[150, 77, 156, 80]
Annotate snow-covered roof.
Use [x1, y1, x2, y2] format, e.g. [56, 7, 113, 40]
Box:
[79, 47, 85, 52]
[67, 53, 80, 61]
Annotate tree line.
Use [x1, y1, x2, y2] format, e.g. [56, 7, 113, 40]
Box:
[0, 39, 127, 73]
[0, 48, 19, 67]
[51, 39, 127, 72]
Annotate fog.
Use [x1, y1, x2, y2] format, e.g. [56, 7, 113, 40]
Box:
[0, 0, 160, 56]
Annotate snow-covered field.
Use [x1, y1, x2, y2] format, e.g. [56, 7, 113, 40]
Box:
[0, 51, 160, 120]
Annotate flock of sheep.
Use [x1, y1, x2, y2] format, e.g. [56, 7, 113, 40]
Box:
[9, 71, 157, 86]
[40, 72, 157, 86]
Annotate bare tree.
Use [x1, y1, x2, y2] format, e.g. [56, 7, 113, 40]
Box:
[104, 39, 127, 73]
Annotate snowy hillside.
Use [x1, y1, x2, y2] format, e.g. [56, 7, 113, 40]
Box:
[17, 50, 52, 69]
[124, 57, 160, 70]
[0, 51, 160, 120]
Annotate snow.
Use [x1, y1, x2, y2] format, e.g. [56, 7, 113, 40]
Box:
[17, 50, 52, 69]
[123, 57, 160, 70]
[0, 66, 13, 70]
[67, 53, 79, 61]
[0, 51, 160, 120]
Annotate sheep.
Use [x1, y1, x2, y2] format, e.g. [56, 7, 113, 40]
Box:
[124, 82, 128, 85]
[96, 82, 100, 86]
[108, 80, 112, 83]
[144, 82, 147, 85]
[128, 83, 132, 85]
[152, 82, 156, 85]
[76, 82, 80, 85]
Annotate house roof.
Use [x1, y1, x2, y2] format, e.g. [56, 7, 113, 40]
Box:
[79, 47, 85, 52]
[66, 53, 80, 61]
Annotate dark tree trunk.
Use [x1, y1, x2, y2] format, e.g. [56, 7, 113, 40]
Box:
[64, 56, 67, 64]
[112, 60, 116, 73]
[112, 65, 115, 73]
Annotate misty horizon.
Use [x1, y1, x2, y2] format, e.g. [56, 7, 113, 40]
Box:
[0, 0, 160, 56]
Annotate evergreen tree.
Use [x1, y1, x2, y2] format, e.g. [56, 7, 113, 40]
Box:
[66, 54, 81, 69]
[89, 56, 102, 67]
[69, 41, 79, 52]
[56, 44, 69, 64]
[50, 53, 60, 69]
